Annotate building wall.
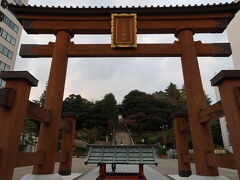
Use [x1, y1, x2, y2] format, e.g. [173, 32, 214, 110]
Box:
[214, 88, 232, 152]
[227, 11, 240, 70]
[215, 10, 240, 152]
[0, 0, 28, 87]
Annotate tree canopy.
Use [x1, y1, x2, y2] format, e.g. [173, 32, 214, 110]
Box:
[62, 94, 93, 130]
[121, 82, 211, 132]
[32, 82, 212, 138]
[62, 93, 118, 135]
[122, 89, 177, 132]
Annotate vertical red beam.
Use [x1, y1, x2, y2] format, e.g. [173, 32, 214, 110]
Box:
[33, 30, 72, 174]
[211, 70, 240, 177]
[139, 164, 144, 177]
[0, 71, 38, 180]
[59, 112, 77, 175]
[103, 164, 106, 176]
[177, 29, 218, 176]
[99, 164, 106, 177]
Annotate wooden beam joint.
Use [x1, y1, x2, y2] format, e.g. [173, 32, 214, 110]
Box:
[15, 151, 45, 167]
[26, 101, 52, 124]
[206, 153, 236, 169]
[234, 86, 240, 109]
[183, 154, 195, 163]
[0, 88, 16, 108]
[199, 101, 224, 123]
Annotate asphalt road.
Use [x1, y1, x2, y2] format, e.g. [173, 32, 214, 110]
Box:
[13, 158, 238, 180]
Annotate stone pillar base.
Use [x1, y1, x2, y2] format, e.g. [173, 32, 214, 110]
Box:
[189, 175, 230, 180]
[21, 174, 63, 180]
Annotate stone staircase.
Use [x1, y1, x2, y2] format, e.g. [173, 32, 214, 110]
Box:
[114, 120, 133, 145]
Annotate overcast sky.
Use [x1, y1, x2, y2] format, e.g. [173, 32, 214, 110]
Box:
[15, 0, 235, 103]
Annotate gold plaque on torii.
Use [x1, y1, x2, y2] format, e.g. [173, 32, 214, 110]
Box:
[111, 14, 137, 48]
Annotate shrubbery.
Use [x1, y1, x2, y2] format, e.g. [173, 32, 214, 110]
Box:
[147, 136, 158, 144]
[74, 146, 89, 156]
[158, 146, 167, 155]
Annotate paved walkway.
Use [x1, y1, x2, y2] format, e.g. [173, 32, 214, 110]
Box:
[13, 158, 239, 180]
[115, 131, 132, 145]
[115, 120, 132, 145]
[76, 164, 171, 180]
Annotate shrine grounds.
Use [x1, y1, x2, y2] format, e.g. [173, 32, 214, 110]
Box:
[13, 158, 238, 180]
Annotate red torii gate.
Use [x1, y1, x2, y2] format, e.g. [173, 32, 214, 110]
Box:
[0, 2, 239, 180]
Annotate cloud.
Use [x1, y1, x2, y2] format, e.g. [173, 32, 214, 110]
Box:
[14, 0, 234, 103]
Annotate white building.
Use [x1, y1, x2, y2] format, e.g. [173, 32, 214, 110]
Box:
[214, 88, 232, 152]
[0, 0, 28, 87]
[215, 9, 240, 152]
[227, 11, 240, 69]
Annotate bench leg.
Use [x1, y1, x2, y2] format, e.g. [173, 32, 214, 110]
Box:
[139, 164, 144, 177]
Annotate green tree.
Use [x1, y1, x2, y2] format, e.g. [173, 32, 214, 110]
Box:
[164, 83, 182, 105]
[62, 94, 93, 130]
[20, 118, 38, 151]
[180, 84, 212, 106]
[122, 90, 175, 132]
[205, 93, 212, 106]
[153, 83, 186, 111]
[178, 85, 187, 111]
[122, 90, 153, 118]
[32, 82, 48, 107]
[210, 121, 224, 147]
[62, 93, 118, 136]
[90, 93, 118, 135]
[102, 93, 118, 126]
[121, 83, 212, 133]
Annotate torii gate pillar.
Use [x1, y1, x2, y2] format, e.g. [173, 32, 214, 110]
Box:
[176, 29, 228, 180]
[22, 30, 73, 180]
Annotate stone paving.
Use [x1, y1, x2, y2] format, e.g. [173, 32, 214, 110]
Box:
[76, 164, 172, 180]
[115, 131, 132, 145]
[115, 120, 132, 145]
[13, 158, 239, 180]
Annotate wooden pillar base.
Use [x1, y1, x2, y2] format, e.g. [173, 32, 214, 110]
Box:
[179, 170, 192, 177]
[58, 170, 71, 176]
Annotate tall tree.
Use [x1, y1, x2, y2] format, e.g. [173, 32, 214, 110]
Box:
[62, 94, 92, 130]
[153, 83, 186, 111]
[164, 83, 182, 105]
[32, 82, 48, 107]
[20, 118, 38, 151]
[122, 90, 175, 131]
[102, 93, 118, 127]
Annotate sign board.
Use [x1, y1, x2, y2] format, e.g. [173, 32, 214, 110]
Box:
[111, 14, 137, 48]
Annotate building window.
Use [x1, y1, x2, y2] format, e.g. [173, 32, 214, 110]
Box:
[0, 60, 10, 88]
[13, 0, 23, 5]
[5, 64, 9, 71]
[0, 44, 13, 59]
[1, 0, 7, 9]
[2, 15, 19, 33]
[0, 28, 16, 46]
[0, 79, 6, 88]
[0, 62, 5, 70]
[0, 61, 9, 71]
[0, 44, 3, 52]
